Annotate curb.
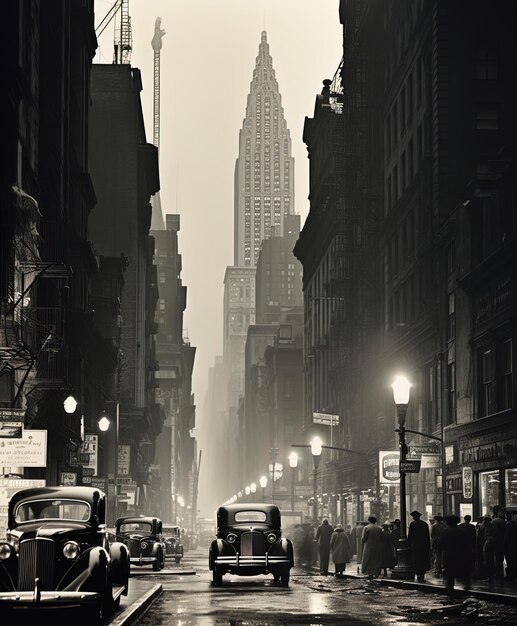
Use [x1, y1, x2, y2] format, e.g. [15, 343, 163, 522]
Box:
[109, 583, 163, 626]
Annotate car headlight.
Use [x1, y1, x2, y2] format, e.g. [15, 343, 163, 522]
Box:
[0, 543, 11, 560]
[266, 533, 277, 544]
[227, 533, 237, 544]
[63, 541, 80, 559]
[7, 536, 19, 552]
[141, 541, 148, 549]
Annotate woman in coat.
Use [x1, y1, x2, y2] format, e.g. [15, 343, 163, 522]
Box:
[380, 523, 397, 576]
[361, 516, 383, 579]
[330, 523, 352, 577]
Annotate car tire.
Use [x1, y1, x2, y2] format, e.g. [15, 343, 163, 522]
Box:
[279, 567, 290, 587]
[153, 557, 161, 571]
[212, 566, 223, 586]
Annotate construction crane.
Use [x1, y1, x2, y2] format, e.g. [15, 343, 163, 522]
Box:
[94, 0, 132, 65]
[151, 17, 166, 150]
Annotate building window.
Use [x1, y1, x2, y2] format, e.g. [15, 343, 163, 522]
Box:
[502, 339, 513, 410]
[447, 291, 455, 340]
[476, 47, 498, 81]
[480, 348, 493, 417]
[159, 272, 166, 284]
[446, 361, 456, 425]
[476, 104, 499, 131]
[505, 468, 517, 508]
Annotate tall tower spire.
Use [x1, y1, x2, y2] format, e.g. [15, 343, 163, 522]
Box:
[234, 31, 295, 266]
[150, 16, 165, 231]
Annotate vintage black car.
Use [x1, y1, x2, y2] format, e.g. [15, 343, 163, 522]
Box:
[0, 486, 130, 622]
[162, 524, 184, 563]
[208, 503, 294, 586]
[115, 515, 165, 571]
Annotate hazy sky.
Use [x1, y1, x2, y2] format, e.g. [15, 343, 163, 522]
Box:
[94, 0, 342, 425]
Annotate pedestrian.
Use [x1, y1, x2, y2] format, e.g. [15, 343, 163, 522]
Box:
[330, 523, 352, 577]
[459, 514, 476, 579]
[361, 515, 383, 579]
[504, 512, 517, 580]
[300, 522, 315, 567]
[430, 515, 444, 577]
[315, 518, 334, 575]
[437, 514, 471, 602]
[482, 514, 500, 585]
[407, 510, 431, 581]
[475, 517, 486, 579]
[491, 508, 507, 580]
[350, 520, 368, 571]
[380, 523, 396, 576]
[390, 519, 401, 565]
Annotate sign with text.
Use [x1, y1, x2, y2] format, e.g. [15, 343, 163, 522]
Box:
[408, 443, 440, 457]
[462, 466, 473, 499]
[0, 430, 47, 467]
[80, 434, 98, 476]
[379, 450, 400, 484]
[0, 409, 25, 439]
[400, 459, 421, 473]
[118, 444, 131, 475]
[0, 408, 25, 423]
[59, 472, 77, 486]
[313, 412, 339, 426]
[0, 478, 46, 539]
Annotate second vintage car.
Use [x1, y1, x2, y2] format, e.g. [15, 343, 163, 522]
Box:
[208, 503, 294, 586]
[115, 515, 165, 571]
[0, 486, 130, 623]
[162, 524, 184, 563]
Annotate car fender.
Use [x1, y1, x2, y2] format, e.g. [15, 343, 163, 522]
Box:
[109, 541, 130, 594]
[209, 538, 225, 569]
[60, 546, 108, 594]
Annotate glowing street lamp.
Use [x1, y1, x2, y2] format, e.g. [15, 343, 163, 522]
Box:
[98, 415, 110, 432]
[310, 437, 323, 522]
[259, 475, 268, 501]
[250, 482, 257, 496]
[63, 395, 78, 414]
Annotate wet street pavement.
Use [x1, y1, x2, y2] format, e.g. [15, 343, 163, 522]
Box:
[127, 549, 517, 626]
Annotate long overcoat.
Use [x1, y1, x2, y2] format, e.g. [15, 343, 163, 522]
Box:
[361, 522, 382, 576]
[330, 528, 352, 564]
[408, 518, 431, 573]
[437, 524, 470, 578]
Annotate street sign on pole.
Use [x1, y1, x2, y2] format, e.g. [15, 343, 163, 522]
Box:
[313, 412, 339, 426]
[400, 459, 421, 473]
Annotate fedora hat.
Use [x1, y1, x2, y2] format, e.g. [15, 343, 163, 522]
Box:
[410, 510, 422, 517]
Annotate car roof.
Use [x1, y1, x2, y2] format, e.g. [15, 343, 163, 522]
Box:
[116, 516, 160, 524]
[9, 486, 104, 508]
[217, 503, 279, 514]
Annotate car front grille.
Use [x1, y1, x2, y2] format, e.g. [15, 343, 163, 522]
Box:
[240, 531, 265, 556]
[18, 538, 56, 591]
[128, 539, 141, 557]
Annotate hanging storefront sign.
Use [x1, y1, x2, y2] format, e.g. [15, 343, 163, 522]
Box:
[118, 444, 131, 475]
[462, 466, 473, 499]
[79, 434, 98, 476]
[59, 472, 77, 486]
[379, 451, 400, 484]
[0, 409, 25, 439]
[421, 454, 441, 469]
[0, 429, 47, 467]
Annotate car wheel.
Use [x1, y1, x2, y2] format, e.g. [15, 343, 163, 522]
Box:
[153, 557, 161, 571]
[212, 566, 223, 586]
[272, 572, 281, 585]
[279, 567, 290, 587]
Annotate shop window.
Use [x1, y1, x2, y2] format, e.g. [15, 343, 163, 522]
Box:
[505, 469, 517, 508]
[480, 470, 501, 516]
[502, 339, 513, 410]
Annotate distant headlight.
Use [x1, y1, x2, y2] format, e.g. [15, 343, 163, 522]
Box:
[227, 533, 237, 544]
[0, 543, 11, 560]
[141, 541, 148, 549]
[63, 541, 80, 559]
[267, 533, 277, 544]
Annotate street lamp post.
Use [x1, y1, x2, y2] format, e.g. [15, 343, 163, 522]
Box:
[310, 437, 322, 523]
[288, 451, 299, 512]
[259, 475, 268, 501]
[391, 374, 414, 579]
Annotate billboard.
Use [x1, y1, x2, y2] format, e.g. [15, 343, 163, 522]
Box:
[379, 450, 400, 484]
[0, 430, 47, 467]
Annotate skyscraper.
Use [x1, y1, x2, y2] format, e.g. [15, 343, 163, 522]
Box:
[222, 32, 296, 489]
[234, 31, 295, 267]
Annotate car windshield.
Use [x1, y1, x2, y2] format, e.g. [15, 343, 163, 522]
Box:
[119, 521, 152, 533]
[163, 527, 180, 536]
[234, 510, 267, 523]
[15, 499, 90, 522]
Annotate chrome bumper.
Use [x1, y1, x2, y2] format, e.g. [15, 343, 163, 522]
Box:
[215, 554, 290, 567]
[130, 556, 158, 564]
[0, 590, 101, 609]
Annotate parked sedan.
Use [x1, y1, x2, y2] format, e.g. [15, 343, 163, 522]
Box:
[162, 524, 184, 563]
[0, 486, 130, 623]
[115, 515, 165, 571]
[208, 503, 294, 586]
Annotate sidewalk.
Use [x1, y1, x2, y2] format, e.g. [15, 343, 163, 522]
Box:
[316, 559, 517, 606]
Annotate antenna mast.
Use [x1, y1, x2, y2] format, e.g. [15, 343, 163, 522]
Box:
[151, 17, 166, 149]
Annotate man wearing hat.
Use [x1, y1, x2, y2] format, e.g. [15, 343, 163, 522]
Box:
[408, 510, 431, 581]
[430, 514, 444, 577]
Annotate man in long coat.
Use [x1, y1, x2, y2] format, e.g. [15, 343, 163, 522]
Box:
[315, 518, 333, 575]
[437, 514, 471, 601]
[330, 523, 352, 577]
[361, 515, 383, 579]
[407, 510, 430, 581]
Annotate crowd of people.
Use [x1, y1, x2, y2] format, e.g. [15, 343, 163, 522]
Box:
[290, 506, 517, 601]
